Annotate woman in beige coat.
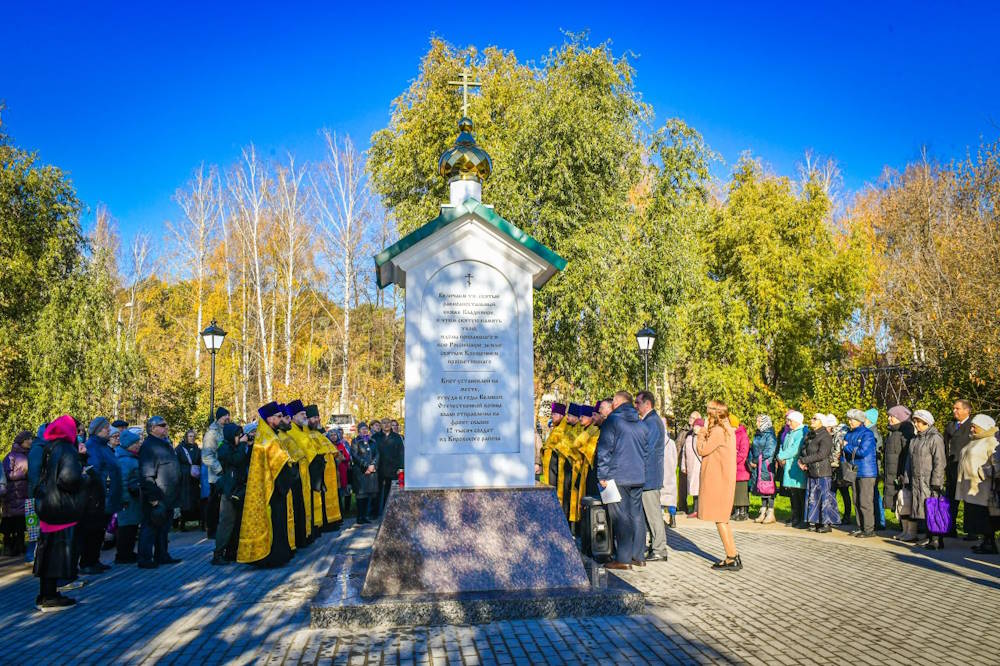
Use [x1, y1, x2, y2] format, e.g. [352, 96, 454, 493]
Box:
[697, 400, 740, 571]
[959, 414, 999, 553]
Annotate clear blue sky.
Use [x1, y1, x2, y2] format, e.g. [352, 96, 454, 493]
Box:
[3, 2, 998, 238]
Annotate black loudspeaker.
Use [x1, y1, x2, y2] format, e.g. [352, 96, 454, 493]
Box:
[580, 495, 613, 560]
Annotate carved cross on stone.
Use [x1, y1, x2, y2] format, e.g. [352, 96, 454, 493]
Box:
[447, 67, 483, 117]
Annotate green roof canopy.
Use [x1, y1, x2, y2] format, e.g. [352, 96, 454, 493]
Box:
[374, 197, 567, 290]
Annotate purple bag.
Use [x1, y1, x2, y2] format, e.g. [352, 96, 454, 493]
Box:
[756, 454, 776, 495]
[925, 496, 953, 535]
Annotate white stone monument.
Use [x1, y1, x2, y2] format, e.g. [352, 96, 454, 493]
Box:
[375, 118, 565, 490]
[320, 113, 644, 619]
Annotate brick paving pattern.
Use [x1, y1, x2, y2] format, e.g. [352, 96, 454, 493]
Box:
[1, 517, 997, 664]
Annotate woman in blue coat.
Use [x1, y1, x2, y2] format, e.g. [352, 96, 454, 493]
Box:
[749, 415, 778, 524]
[777, 411, 808, 528]
[842, 409, 879, 537]
[114, 429, 143, 563]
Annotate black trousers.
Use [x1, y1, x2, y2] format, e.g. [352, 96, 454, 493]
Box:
[356, 496, 371, 521]
[945, 459, 960, 535]
[215, 495, 242, 558]
[378, 477, 395, 512]
[116, 524, 138, 561]
[40, 576, 58, 599]
[77, 515, 108, 567]
[1, 516, 25, 555]
[678, 472, 689, 513]
[788, 488, 806, 525]
[839, 483, 853, 521]
[340, 491, 352, 517]
[205, 483, 221, 538]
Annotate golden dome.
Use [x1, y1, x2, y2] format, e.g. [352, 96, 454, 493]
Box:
[438, 117, 492, 183]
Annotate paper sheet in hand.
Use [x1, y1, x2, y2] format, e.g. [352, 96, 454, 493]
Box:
[599, 479, 621, 504]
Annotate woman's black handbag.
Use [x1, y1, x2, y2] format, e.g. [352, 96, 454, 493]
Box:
[839, 448, 858, 486]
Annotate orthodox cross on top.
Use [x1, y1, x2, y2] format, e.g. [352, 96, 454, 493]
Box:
[465, 272, 474, 287]
[447, 67, 482, 117]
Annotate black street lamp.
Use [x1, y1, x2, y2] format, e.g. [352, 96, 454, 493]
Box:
[200, 320, 227, 423]
[635, 325, 656, 391]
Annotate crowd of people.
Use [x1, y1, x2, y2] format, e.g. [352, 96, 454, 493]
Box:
[1, 402, 404, 612]
[6, 388, 998, 610]
[538, 394, 1000, 571]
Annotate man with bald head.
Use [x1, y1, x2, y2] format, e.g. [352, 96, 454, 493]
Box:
[595, 391, 649, 570]
[944, 399, 973, 537]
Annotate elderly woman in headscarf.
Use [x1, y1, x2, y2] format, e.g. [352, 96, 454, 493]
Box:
[174, 429, 203, 529]
[978, 420, 1000, 554]
[905, 409, 947, 549]
[749, 415, 778, 523]
[958, 414, 999, 553]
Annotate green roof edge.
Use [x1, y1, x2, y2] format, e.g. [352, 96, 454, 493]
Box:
[374, 197, 567, 289]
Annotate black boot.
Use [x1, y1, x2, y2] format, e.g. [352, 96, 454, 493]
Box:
[668, 513, 677, 528]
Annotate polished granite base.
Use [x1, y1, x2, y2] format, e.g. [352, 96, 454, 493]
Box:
[311, 486, 644, 628]
[361, 486, 589, 597]
[310, 552, 644, 629]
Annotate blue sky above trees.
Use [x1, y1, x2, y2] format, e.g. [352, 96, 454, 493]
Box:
[3, 1, 998, 236]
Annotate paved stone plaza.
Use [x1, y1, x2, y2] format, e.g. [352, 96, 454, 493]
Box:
[0, 516, 996, 665]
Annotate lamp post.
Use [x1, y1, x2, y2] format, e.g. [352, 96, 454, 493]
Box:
[200, 320, 227, 424]
[635, 325, 656, 391]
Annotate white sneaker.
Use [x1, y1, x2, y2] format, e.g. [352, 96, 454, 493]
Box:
[57, 580, 85, 592]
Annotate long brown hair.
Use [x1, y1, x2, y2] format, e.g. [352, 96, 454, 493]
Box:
[706, 400, 730, 431]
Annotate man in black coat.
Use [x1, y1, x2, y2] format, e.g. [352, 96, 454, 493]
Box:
[376, 425, 404, 514]
[943, 399, 972, 537]
[137, 416, 181, 569]
[595, 391, 649, 571]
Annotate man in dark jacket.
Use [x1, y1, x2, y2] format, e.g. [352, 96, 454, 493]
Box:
[943, 399, 972, 537]
[636, 391, 668, 561]
[213, 423, 251, 564]
[137, 416, 181, 569]
[595, 391, 649, 570]
[376, 426, 404, 514]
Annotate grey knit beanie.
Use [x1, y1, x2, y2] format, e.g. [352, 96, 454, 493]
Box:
[88, 416, 110, 437]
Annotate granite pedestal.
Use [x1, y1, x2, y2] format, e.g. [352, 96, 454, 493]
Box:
[310, 486, 644, 628]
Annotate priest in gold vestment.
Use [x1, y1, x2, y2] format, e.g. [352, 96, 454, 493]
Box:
[237, 401, 295, 566]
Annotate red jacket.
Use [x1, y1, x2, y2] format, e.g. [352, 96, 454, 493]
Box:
[335, 440, 351, 490]
[735, 424, 751, 482]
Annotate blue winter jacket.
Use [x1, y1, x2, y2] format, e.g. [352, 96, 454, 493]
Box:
[115, 445, 142, 526]
[596, 403, 648, 488]
[842, 424, 878, 478]
[85, 434, 124, 515]
[749, 428, 778, 491]
[642, 409, 666, 491]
